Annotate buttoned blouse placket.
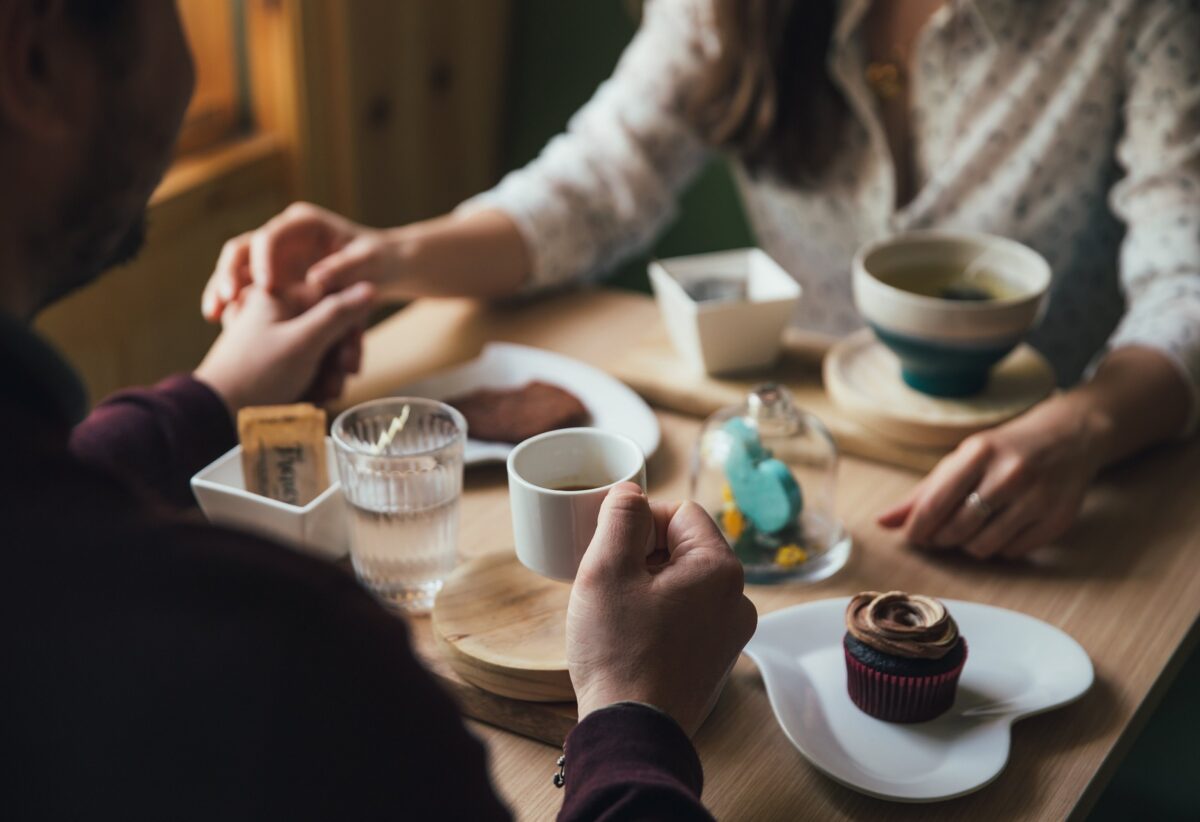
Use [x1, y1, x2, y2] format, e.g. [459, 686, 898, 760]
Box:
[827, 0, 999, 239]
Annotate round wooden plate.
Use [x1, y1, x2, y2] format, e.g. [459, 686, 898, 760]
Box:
[432, 552, 573, 702]
[824, 329, 1056, 449]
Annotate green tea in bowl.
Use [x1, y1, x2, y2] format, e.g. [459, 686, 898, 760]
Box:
[876, 262, 1023, 303]
[852, 231, 1052, 397]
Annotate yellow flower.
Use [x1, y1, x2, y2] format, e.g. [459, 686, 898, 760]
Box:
[775, 544, 808, 568]
[721, 483, 734, 504]
[722, 506, 745, 540]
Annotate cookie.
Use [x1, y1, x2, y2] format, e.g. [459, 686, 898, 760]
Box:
[446, 381, 589, 444]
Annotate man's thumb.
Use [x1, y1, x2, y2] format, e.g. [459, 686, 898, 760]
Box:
[286, 281, 376, 352]
[584, 482, 656, 576]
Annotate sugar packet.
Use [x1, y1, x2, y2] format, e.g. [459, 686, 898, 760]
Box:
[238, 404, 329, 506]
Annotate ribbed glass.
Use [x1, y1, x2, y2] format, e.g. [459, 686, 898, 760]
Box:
[333, 398, 466, 613]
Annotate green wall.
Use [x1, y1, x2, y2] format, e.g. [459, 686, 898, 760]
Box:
[501, 0, 753, 292]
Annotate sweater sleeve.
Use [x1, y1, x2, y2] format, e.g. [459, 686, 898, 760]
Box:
[69, 374, 237, 507]
[1107, 0, 1200, 434]
[459, 0, 715, 289]
[558, 703, 713, 822]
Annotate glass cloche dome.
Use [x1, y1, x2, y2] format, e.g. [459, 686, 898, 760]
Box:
[690, 384, 851, 584]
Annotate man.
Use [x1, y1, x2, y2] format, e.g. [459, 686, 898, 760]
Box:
[2, 2, 756, 819]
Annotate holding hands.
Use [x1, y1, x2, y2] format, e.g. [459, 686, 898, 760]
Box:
[202, 202, 395, 323]
[195, 282, 375, 414]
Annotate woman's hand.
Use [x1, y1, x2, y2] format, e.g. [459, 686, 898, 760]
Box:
[202, 204, 531, 322]
[195, 283, 376, 415]
[877, 394, 1114, 560]
[201, 202, 401, 322]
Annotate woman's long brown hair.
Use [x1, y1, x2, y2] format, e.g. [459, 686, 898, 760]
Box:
[687, 0, 845, 185]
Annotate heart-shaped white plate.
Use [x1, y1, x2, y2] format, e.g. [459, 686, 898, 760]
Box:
[744, 597, 1093, 802]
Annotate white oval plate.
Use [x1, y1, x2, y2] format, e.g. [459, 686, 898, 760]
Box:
[394, 343, 661, 465]
[744, 597, 1093, 803]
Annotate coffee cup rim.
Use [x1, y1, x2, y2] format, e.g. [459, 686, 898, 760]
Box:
[507, 427, 645, 496]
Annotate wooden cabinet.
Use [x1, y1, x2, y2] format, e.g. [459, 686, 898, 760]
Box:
[37, 0, 513, 403]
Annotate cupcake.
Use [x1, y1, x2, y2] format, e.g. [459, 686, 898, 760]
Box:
[843, 591, 967, 723]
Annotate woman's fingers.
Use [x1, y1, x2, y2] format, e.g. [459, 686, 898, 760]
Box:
[961, 495, 1041, 559]
[307, 235, 382, 294]
[877, 483, 921, 528]
[999, 501, 1079, 559]
[928, 453, 1029, 548]
[999, 521, 1056, 560]
[249, 203, 342, 294]
[905, 438, 993, 545]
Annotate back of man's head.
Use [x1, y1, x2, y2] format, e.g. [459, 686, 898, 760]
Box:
[0, 0, 194, 318]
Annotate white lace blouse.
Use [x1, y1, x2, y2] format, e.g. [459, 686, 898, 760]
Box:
[464, 0, 1200, 420]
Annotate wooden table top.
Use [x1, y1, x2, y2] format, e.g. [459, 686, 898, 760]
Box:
[342, 289, 1200, 822]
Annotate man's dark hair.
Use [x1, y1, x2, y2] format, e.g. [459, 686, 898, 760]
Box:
[63, 0, 130, 31]
[61, 0, 134, 74]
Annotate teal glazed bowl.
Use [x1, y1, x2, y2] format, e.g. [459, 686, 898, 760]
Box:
[852, 232, 1052, 397]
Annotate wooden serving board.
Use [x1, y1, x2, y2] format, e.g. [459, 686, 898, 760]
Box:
[608, 328, 946, 473]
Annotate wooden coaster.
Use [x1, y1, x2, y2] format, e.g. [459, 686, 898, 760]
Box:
[432, 553, 574, 702]
[823, 329, 1056, 449]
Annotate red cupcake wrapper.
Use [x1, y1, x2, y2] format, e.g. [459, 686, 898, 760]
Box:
[843, 638, 968, 723]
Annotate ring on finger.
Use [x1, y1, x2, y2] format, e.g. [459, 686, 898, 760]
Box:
[965, 491, 996, 520]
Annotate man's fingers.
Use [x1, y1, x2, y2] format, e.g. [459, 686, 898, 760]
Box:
[664, 501, 733, 561]
[202, 233, 251, 322]
[584, 482, 656, 577]
[646, 500, 683, 566]
[285, 282, 376, 354]
[906, 439, 992, 545]
[336, 329, 363, 375]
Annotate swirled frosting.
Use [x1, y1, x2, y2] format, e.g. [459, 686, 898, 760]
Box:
[845, 591, 960, 660]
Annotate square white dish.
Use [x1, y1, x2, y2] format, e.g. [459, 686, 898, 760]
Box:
[394, 342, 661, 465]
[191, 438, 347, 561]
[744, 597, 1094, 802]
[649, 248, 802, 376]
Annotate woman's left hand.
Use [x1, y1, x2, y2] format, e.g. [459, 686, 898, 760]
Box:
[877, 395, 1112, 559]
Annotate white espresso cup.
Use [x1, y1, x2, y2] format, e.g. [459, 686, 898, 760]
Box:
[507, 428, 647, 580]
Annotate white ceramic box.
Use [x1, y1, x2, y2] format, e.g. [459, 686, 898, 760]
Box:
[649, 249, 802, 376]
[191, 438, 348, 561]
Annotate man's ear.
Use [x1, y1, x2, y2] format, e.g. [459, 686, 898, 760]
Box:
[0, 0, 86, 141]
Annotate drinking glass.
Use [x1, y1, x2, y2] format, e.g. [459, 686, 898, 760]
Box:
[332, 398, 466, 613]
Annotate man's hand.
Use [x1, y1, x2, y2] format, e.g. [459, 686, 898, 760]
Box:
[194, 283, 375, 415]
[567, 483, 757, 737]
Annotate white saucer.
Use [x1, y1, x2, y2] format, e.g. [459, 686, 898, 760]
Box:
[394, 343, 661, 465]
[744, 597, 1093, 802]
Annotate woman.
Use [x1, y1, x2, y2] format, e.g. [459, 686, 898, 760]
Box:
[204, 0, 1199, 560]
